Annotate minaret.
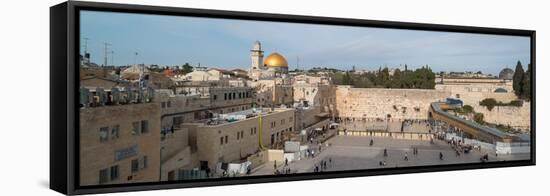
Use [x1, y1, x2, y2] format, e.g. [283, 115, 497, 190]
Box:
[251, 41, 264, 70]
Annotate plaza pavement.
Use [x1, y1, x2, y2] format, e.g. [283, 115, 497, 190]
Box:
[249, 135, 530, 176]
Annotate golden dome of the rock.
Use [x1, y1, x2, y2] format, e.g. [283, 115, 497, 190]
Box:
[264, 52, 288, 68]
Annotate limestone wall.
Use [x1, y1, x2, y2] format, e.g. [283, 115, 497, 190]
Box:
[293, 84, 336, 114]
[436, 83, 530, 130]
[473, 103, 531, 131]
[335, 86, 450, 120]
[79, 103, 161, 185]
[435, 83, 517, 106]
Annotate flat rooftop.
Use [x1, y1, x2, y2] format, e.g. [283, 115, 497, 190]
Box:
[202, 108, 293, 126]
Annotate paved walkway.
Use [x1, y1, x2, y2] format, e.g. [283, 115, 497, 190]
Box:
[249, 136, 530, 176]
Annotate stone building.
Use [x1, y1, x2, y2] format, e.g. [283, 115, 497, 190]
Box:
[154, 85, 256, 181]
[79, 100, 161, 186]
[248, 41, 290, 80]
[180, 108, 295, 173]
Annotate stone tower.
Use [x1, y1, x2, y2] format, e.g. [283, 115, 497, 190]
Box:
[250, 40, 264, 70]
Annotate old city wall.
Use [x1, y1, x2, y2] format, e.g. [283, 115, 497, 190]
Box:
[335, 86, 451, 120]
[473, 103, 531, 131]
[435, 83, 529, 130]
[435, 83, 517, 106]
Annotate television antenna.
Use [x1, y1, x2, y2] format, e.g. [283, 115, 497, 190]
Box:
[82, 37, 89, 54]
[133, 52, 139, 65]
[103, 42, 111, 66]
[111, 50, 115, 66]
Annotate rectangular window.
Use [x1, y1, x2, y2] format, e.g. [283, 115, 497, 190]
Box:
[250, 128, 254, 135]
[99, 127, 109, 143]
[237, 132, 240, 140]
[110, 165, 119, 181]
[132, 122, 140, 135]
[161, 102, 166, 108]
[141, 120, 149, 134]
[140, 156, 148, 169]
[99, 168, 109, 184]
[111, 125, 119, 139]
[220, 137, 224, 145]
[131, 159, 139, 173]
[225, 135, 228, 144]
[213, 95, 217, 100]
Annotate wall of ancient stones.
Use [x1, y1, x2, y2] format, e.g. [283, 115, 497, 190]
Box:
[335, 86, 451, 120]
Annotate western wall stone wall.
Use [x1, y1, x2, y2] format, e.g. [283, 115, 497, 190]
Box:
[335, 86, 451, 120]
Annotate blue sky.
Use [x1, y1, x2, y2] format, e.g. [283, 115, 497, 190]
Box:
[80, 10, 530, 75]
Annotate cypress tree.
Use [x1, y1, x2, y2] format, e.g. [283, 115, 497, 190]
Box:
[523, 63, 531, 100]
[513, 61, 525, 97]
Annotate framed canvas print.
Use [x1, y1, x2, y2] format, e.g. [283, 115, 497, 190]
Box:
[50, 1, 535, 195]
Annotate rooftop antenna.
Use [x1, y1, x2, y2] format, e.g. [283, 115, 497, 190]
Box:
[103, 42, 111, 67]
[133, 52, 139, 65]
[111, 50, 115, 66]
[82, 37, 89, 54]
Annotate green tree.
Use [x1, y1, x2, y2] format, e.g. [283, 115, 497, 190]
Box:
[181, 63, 194, 74]
[381, 67, 390, 87]
[480, 98, 497, 111]
[462, 105, 474, 113]
[513, 61, 525, 97]
[522, 63, 531, 100]
[391, 68, 402, 88]
[342, 72, 354, 85]
[474, 113, 484, 124]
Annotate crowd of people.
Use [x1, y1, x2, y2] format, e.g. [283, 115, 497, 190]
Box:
[313, 157, 333, 172]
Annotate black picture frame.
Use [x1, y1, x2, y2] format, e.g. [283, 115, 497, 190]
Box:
[50, 1, 536, 195]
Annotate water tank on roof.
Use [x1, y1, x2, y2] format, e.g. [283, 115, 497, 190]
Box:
[96, 88, 107, 106]
[111, 87, 120, 104]
[80, 87, 90, 107]
[126, 87, 135, 103]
